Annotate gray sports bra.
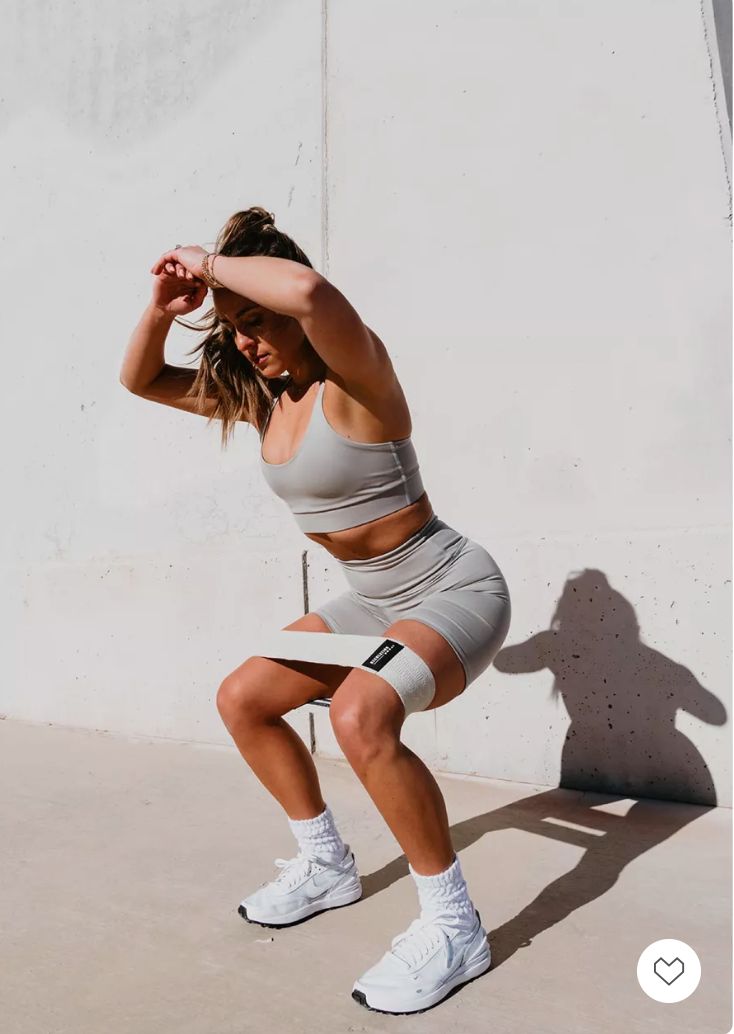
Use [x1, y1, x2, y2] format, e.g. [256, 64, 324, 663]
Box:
[259, 378, 425, 533]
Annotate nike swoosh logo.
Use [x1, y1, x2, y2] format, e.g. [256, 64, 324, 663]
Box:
[431, 933, 478, 977]
[303, 873, 338, 900]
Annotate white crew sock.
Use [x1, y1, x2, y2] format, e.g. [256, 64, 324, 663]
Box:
[408, 854, 477, 926]
[287, 803, 348, 863]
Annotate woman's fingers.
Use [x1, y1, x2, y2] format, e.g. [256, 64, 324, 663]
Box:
[150, 249, 179, 275]
[151, 250, 197, 280]
[150, 251, 205, 300]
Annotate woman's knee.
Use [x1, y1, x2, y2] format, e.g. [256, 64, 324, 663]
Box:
[329, 677, 403, 765]
[216, 660, 274, 728]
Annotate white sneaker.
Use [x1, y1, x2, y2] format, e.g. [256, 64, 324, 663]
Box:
[351, 909, 491, 1014]
[238, 843, 362, 928]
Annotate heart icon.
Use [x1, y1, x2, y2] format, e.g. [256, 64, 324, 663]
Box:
[638, 940, 700, 1003]
[653, 956, 685, 985]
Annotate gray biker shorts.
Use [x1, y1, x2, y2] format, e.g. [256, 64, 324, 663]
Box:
[312, 513, 511, 689]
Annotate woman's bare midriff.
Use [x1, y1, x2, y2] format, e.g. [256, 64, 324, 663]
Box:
[303, 491, 435, 562]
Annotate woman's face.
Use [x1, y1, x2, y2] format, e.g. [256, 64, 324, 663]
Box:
[212, 288, 304, 378]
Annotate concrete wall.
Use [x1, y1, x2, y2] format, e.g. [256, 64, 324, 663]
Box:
[2, 1, 730, 806]
[713, 0, 732, 128]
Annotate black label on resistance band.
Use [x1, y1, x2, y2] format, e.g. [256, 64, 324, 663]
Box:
[361, 639, 404, 671]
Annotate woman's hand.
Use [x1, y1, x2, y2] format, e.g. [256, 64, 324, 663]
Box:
[150, 250, 208, 317]
[150, 245, 209, 279]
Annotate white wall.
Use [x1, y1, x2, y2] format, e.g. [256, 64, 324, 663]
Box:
[1, 0, 325, 753]
[2, 0, 730, 806]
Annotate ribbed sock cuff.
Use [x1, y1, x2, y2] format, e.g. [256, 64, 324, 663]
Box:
[287, 804, 331, 834]
[409, 854, 462, 886]
[287, 804, 347, 860]
[408, 855, 475, 922]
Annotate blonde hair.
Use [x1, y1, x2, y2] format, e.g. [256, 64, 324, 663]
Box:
[175, 206, 315, 449]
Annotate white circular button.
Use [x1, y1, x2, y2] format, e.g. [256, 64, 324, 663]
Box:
[637, 939, 701, 1003]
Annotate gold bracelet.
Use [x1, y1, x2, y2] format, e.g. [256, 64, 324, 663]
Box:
[200, 252, 225, 289]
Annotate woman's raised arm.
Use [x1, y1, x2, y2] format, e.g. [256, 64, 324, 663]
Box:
[119, 301, 176, 394]
[119, 255, 222, 418]
[154, 247, 319, 319]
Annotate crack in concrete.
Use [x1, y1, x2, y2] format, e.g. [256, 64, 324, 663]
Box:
[699, 0, 733, 228]
[321, 0, 330, 276]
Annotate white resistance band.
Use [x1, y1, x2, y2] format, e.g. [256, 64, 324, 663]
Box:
[255, 631, 436, 715]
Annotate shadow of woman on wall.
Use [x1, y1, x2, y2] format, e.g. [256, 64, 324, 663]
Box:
[494, 568, 726, 806]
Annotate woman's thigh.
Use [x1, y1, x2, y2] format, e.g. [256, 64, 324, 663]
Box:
[313, 534, 511, 696]
[382, 537, 512, 691]
[218, 611, 352, 720]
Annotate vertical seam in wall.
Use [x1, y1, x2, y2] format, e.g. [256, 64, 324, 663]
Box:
[699, 0, 733, 230]
[311, 1, 329, 754]
[301, 550, 309, 614]
[321, 0, 330, 276]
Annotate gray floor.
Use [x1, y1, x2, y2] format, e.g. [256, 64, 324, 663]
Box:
[1, 718, 731, 1034]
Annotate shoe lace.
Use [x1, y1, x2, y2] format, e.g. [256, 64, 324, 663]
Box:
[272, 850, 317, 889]
[389, 916, 448, 967]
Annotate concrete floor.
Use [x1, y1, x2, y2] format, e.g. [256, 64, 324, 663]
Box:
[1, 718, 731, 1034]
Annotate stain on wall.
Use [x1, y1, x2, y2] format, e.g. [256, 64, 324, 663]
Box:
[0, 0, 295, 146]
